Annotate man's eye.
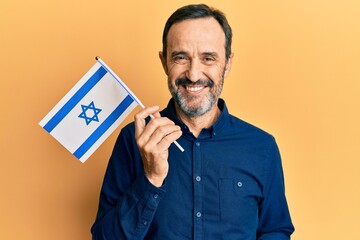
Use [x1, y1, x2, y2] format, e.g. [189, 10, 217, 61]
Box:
[204, 57, 216, 64]
[174, 56, 186, 60]
[173, 56, 188, 63]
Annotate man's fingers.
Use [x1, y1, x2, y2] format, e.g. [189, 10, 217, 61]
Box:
[133, 107, 182, 188]
[150, 124, 181, 145]
[142, 125, 182, 155]
[152, 111, 161, 118]
[156, 128, 183, 151]
[134, 106, 160, 139]
[137, 118, 177, 149]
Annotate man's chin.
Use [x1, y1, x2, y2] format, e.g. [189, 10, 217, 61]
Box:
[179, 102, 212, 117]
[173, 93, 215, 117]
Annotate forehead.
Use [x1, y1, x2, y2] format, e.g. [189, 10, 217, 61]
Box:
[166, 17, 226, 55]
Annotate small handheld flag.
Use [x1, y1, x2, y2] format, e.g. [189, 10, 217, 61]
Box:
[40, 57, 184, 163]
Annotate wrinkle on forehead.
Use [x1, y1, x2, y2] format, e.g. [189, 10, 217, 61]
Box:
[166, 17, 226, 59]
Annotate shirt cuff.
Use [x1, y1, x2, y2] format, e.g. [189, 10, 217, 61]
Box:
[132, 174, 167, 237]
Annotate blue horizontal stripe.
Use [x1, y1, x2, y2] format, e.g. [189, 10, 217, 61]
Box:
[73, 94, 134, 160]
[43, 66, 107, 133]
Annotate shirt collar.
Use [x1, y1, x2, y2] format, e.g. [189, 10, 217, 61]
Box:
[161, 98, 229, 139]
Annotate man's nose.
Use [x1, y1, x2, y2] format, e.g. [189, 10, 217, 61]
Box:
[185, 59, 202, 82]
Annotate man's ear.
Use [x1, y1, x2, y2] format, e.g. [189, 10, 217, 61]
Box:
[224, 53, 234, 78]
[159, 51, 168, 75]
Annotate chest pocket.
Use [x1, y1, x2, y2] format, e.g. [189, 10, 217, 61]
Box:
[218, 177, 262, 224]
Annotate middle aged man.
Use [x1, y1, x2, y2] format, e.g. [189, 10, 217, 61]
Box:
[92, 4, 294, 239]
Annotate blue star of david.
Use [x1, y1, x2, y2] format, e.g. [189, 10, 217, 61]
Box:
[78, 101, 102, 125]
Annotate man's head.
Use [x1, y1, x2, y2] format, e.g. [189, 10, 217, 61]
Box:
[160, 4, 233, 118]
[162, 4, 232, 61]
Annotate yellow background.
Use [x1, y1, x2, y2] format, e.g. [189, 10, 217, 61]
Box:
[1, 0, 359, 239]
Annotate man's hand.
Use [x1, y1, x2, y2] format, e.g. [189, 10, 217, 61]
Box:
[134, 106, 182, 187]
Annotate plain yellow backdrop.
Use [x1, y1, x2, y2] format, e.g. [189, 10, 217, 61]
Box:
[1, 0, 359, 239]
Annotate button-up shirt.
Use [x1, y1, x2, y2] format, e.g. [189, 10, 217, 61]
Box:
[91, 99, 294, 239]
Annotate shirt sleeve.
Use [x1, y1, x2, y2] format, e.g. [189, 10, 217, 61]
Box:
[257, 138, 295, 240]
[91, 126, 166, 240]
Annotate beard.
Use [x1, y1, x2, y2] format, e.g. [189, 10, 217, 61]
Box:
[168, 73, 224, 118]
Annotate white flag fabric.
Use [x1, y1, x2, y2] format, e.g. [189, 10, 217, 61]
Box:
[40, 61, 138, 162]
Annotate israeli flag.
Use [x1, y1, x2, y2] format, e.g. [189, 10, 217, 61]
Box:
[40, 59, 139, 162]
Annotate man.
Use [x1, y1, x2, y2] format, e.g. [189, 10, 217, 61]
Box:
[91, 4, 294, 239]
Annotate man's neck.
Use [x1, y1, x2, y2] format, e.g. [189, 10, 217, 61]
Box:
[175, 104, 221, 138]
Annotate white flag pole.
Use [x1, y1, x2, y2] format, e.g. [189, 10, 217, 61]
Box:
[96, 57, 184, 152]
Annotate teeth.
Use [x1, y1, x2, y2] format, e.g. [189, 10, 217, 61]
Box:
[186, 86, 204, 92]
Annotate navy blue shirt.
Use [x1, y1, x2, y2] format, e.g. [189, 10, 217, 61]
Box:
[91, 99, 294, 239]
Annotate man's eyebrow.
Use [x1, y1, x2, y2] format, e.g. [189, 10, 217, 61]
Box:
[202, 52, 219, 57]
[171, 51, 220, 58]
[171, 51, 188, 58]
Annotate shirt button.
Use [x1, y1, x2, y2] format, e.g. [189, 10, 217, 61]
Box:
[154, 194, 159, 199]
[196, 142, 200, 147]
[237, 181, 243, 187]
[213, 132, 216, 136]
[143, 221, 148, 226]
[195, 176, 201, 182]
[196, 212, 202, 218]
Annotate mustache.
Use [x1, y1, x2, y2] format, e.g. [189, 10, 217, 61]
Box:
[175, 77, 214, 88]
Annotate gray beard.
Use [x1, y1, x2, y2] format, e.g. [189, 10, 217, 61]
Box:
[172, 89, 215, 117]
[168, 77, 224, 118]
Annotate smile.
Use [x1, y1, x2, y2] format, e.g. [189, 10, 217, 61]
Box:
[185, 85, 206, 93]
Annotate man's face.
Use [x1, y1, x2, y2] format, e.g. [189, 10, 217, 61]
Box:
[160, 17, 233, 117]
